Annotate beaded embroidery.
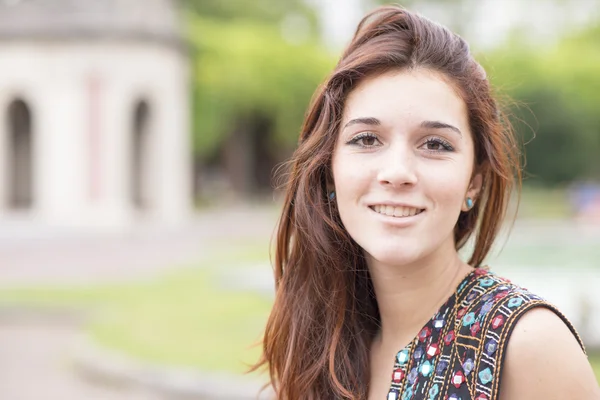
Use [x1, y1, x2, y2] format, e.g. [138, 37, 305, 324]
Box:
[386, 267, 585, 400]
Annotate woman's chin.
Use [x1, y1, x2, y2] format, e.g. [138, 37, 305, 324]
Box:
[364, 247, 426, 269]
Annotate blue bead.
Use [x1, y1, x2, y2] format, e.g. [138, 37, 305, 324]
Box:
[396, 349, 409, 365]
[420, 361, 433, 377]
[479, 367, 493, 385]
[407, 368, 418, 384]
[436, 360, 449, 374]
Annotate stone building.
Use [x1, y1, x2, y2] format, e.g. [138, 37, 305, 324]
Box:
[0, 0, 191, 230]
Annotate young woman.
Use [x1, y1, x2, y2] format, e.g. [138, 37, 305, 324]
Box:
[254, 5, 600, 399]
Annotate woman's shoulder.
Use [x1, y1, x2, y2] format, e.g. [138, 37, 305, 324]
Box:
[458, 267, 585, 351]
[449, 266, 596, 399]
[499, 306, 600, 399]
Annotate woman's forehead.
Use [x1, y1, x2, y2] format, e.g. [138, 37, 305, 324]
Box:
[341, 69, 469, 132]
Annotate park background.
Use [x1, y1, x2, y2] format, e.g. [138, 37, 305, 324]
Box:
[0, 0, 598, 399]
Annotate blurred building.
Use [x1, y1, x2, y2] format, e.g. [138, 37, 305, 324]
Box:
[0, 0, 191, 230]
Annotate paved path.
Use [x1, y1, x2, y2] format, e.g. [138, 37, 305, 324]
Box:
[0, 314, 163, 400]
[0, 205, 278, 286]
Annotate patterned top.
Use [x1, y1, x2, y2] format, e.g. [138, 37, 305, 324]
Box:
[386, 267, 585, 400]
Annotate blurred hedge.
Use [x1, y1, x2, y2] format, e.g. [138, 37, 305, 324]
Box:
[185, 13, 335, 159]
[483, 25, 600, 185]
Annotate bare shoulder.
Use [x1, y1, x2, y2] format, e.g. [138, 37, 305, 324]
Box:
[499, 306, 600, 400]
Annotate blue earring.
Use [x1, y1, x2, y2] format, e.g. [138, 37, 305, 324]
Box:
[329, 191, 336, 200]
[466, 197, 473, 209]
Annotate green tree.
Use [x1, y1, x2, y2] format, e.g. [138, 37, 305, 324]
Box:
[183, 5, 334, 194]
[484, 25, 600, 185]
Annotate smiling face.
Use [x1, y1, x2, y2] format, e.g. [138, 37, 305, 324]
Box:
[331, 68, 482, 269]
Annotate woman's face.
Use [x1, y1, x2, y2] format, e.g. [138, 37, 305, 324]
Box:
[331, 68, 482, 268]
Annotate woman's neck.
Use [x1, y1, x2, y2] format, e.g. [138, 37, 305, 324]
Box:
[367, 242, 473, 351]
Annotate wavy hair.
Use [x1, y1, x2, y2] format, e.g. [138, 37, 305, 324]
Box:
[252, 5, 522, 399]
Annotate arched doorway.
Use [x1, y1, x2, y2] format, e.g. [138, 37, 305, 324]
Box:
[131, 100, 151, 210]
[7, 99, 33, 209]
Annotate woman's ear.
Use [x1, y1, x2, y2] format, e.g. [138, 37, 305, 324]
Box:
[462, 173, 483, 211]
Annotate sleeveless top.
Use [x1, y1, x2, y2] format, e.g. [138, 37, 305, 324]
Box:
[385, 267, 585, 400]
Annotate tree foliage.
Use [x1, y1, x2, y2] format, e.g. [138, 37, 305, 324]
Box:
[484, 25, 600, 185]
[185, 15, 334, 158]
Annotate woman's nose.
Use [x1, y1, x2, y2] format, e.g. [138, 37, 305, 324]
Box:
[376, 145, 418, 188]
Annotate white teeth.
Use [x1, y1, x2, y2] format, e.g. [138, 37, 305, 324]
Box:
[372, 205, 422, 218]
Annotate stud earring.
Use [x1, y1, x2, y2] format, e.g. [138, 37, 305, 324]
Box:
[329, 191, 336, 200]
[466, 197, 473, 209]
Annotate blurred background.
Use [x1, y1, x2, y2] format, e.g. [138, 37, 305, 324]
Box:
[0, 0, 598, 398]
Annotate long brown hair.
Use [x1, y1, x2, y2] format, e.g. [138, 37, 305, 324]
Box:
[253, 5, 521, 399]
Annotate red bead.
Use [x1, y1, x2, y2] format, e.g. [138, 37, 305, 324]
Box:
[457, 308, 467, 318]
[426, 342, 440, 359]
[444, 330, 455, 345]
[492, 315, 505, 329]
[391, 368, 405, 383]
[452, 370, 465, 388]
[475, 394, 488, 400]
[495, 291, 508, 300]
[418, 327, 432, 342]
[474, 268, 488, 276]
[470, 321, 481, 336]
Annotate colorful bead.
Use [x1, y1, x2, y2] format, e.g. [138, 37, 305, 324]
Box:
[433, 319, 445, 329]
[387, 389, 399, 400]
[407, 368, 418, 384]
[396, 349, 409, 365]
[444, 330, 455, 345]
[480, 278, 495, 287]
[491, 314, 505, 329]
[420, 360, 433, 377]
[452, 370, 465, 388]
[426, 343, 439, 359]
[479, 367, 493, 385]
[428, 384, 440, 398]
[392, 368, 405, 383]
[480, 301, 493, 315]
[413, 346, 424, 360]
[470, 321, 481, 336]
[436, 360, 449, 375]
[507, 297, 523, 308]
[401, 387, 413, 400]
[462, 312, 476, 326]
[462, 358, 474, 376]
[418, 327, 432, 342]
[485, 339, 497, 356]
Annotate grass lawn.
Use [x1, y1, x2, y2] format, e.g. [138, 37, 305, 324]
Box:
[487, 241, 599, 268]
[515, 184, 573, 219]
[0, 246, 273, 375]
[590, 353, 600, 383]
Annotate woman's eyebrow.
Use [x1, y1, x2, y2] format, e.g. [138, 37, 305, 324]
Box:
[343, 117, 381, 129]
[420, 120, 462, 137]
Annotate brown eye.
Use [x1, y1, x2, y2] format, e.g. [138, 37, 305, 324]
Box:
[426, 141, 443, 150]
[421, 138, 454, 152]
[346, 133, 381, 148]
[361, 136, 377, 146]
